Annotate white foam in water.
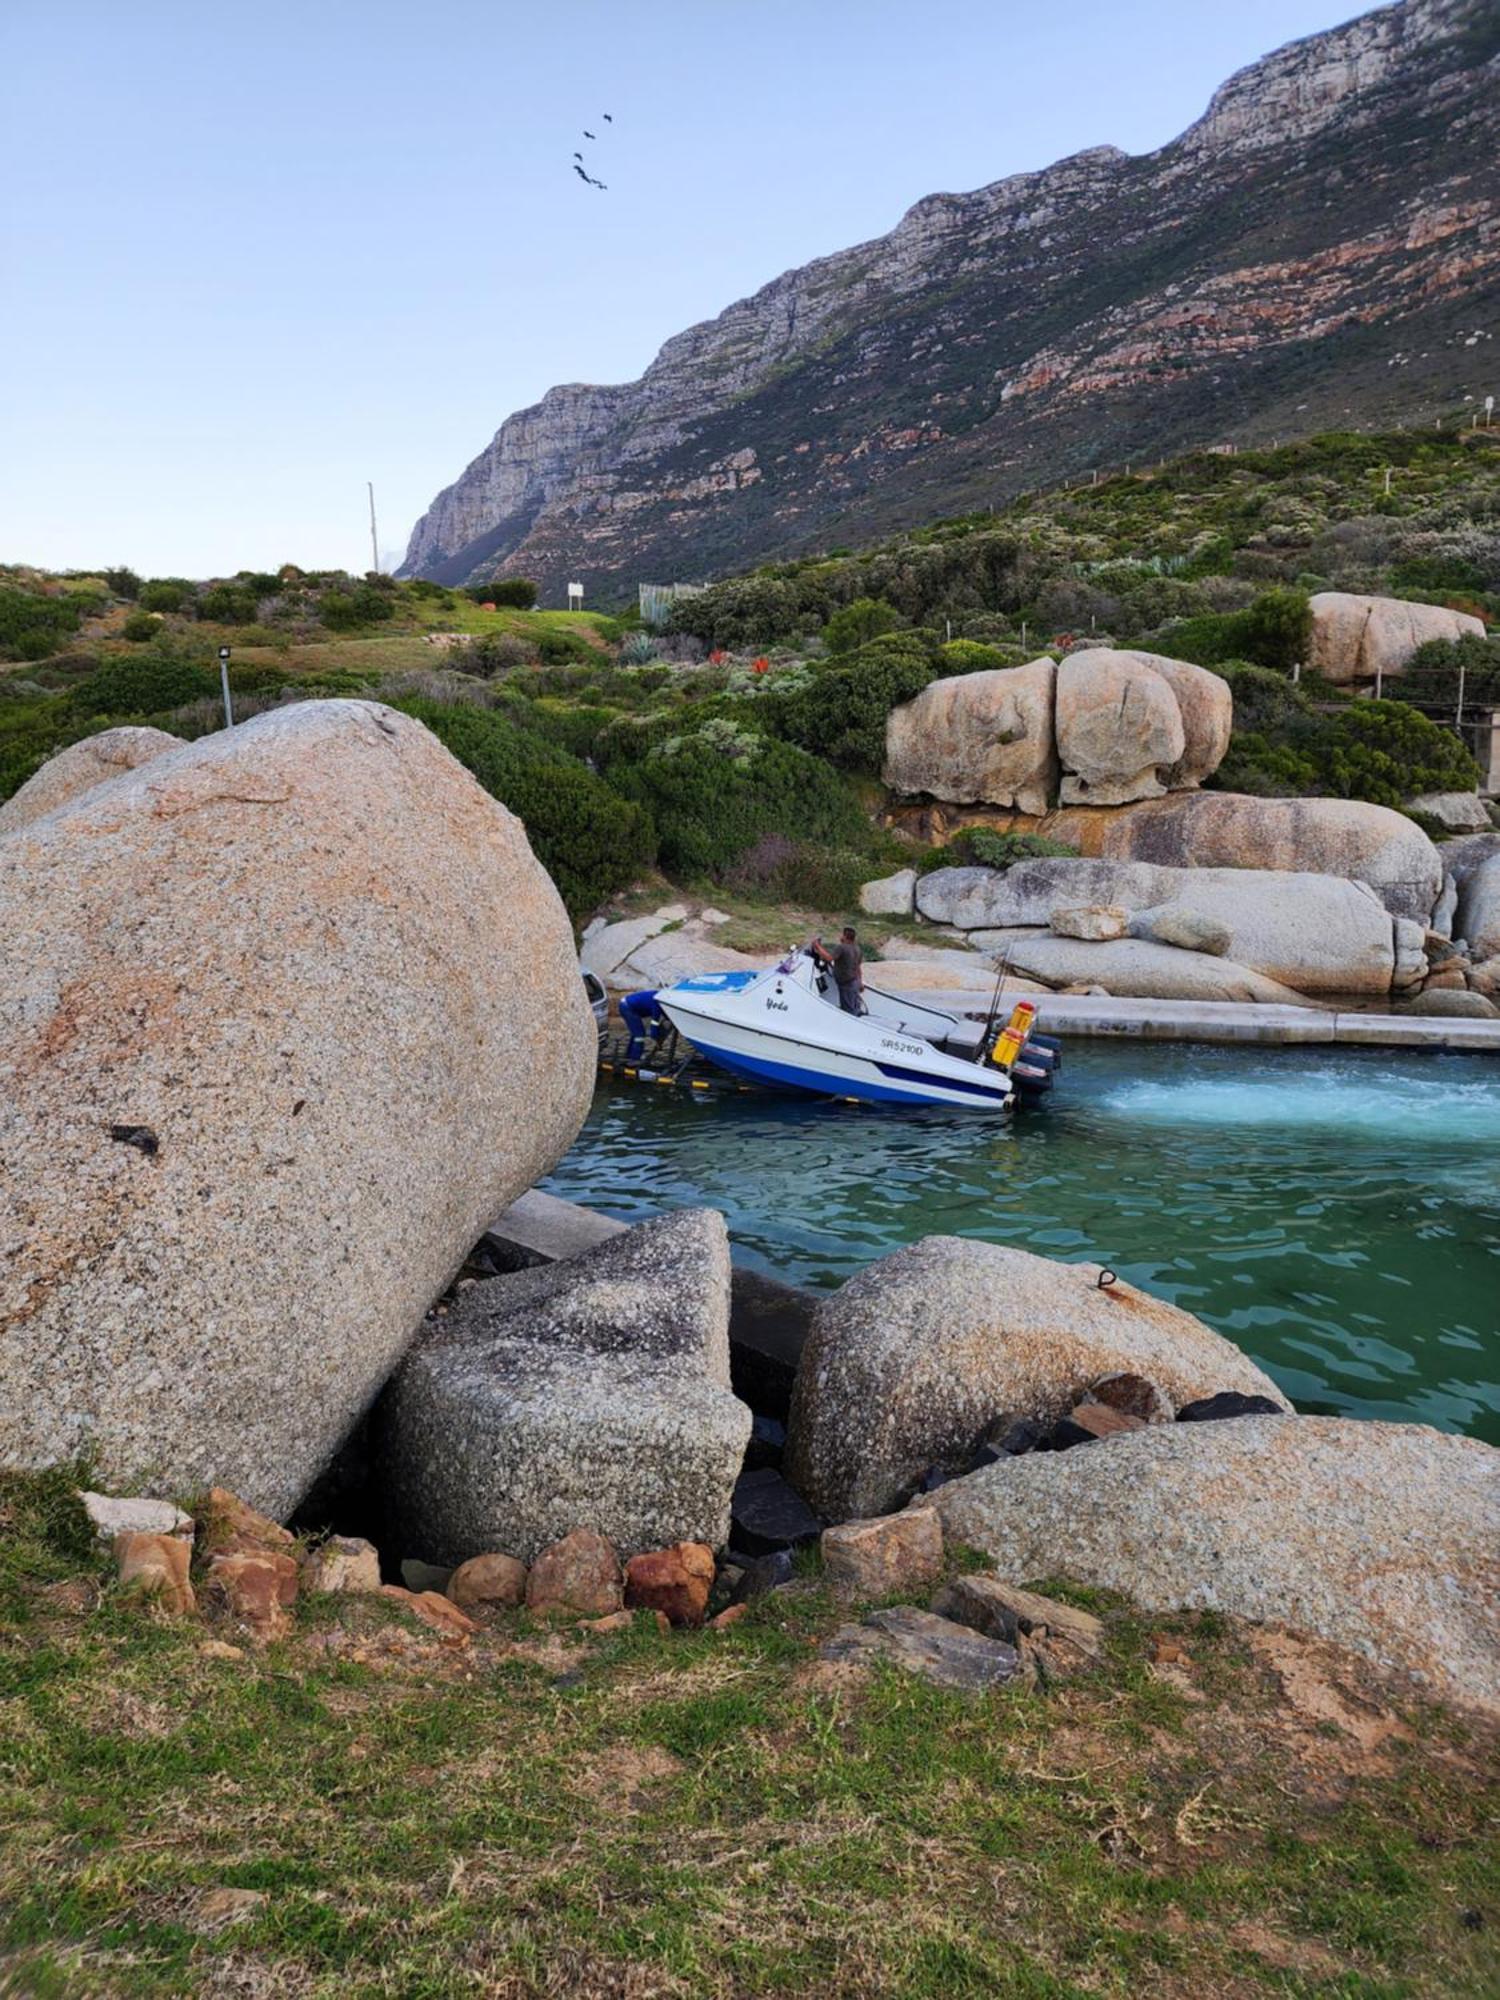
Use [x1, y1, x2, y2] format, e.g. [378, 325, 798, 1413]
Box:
[1101, 1066, 1500, 1146]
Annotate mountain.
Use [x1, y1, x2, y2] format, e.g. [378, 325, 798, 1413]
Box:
[399, 0, 1500, 600]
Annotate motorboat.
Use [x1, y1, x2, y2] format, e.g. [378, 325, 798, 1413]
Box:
[629, 947, 1058, 1112]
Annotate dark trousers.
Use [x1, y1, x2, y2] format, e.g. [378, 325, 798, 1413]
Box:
[837, 981, 862, 1015]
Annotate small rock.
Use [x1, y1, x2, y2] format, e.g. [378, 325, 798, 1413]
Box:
[1051, 905, 1129, 943]
[1176, 1391, 1288, 1423]
[205, 1551, 298, 1641]
[730, 1467, 822, 1555]
[710, 1603, 749, 1631]
[1396, 987, 1499, 1019]
[447, 1552, 528, 1616]
[932, 1574, 1105, 1656]
[193, 1887, 267, 1931]
[1044, 1416, 1098, 1451]
[115, 1531, 196, 1615]
[624, 1542, 716, 1627]
[379, 1585, 478, 1644]
[1087, 1372, 1174, 1423]
[198, 1487, 295, 1561]
[728, 1548, 796, 1602]
[985, 1415, 1048, 1457]
[525, 1528, 623, 1621]
[80, 1491, 192, 1543]
[400, 1558, 453, 1594]
[579, 1609, 637, 1635]
[821, 1508, 944, 1599]
[304, 1535, 381, 1596]
[197, 1639, 246, 1661]
[1067, 1400, 1148, 1440]
[821, 1605, 1021, 1691]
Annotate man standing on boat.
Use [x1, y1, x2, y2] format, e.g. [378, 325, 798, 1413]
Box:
[812, 927, 864, 1015]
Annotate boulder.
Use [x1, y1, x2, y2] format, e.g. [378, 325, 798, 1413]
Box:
[1050, 650, 1230, 808]
[1308, 592, 1485, 685]
[1131, 904, 1233, 956]
[883, 659, 1058, 814]
[624, 1542, 716, 1626]
[785, 1238, 1288, 1521]
[525, 1528, 623, 1620]
[1050, 905, 1128, 942]
[934, 1417, 1500, 1717]
[995, 935, 1318, 1004]
[821, 1506, 944, 1599]
[377, 1209, 751, 1565]
[0, 726, 182, 836]
[115, 1531, 196, 1615]
[1407, 791, 1492, 833]
[1394, 988, 1499, 1020]
[0, 701, 595, 1518]
[1041, 791, 1443, 922]
[821, 1605, 1022, 1690]
[920, 858, 1395, 996]
[304, 1536, 381, 1596]
[1456, 852, 1500, 961]
[615, 933, 765, 991]
[205, 1551, 298, 1641]
[580, 904, 688, 980]
[446, 1552, 528, 1614]
[858, 869, 918, 918]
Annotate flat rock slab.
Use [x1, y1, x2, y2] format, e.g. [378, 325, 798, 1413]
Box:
[822, 1605, 1022, 1690]
[731, 1466, 823, 1555]
[934, 1416, 1500, 1718]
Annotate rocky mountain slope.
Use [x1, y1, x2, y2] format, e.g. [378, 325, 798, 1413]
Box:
[401, 0, 1500, 601]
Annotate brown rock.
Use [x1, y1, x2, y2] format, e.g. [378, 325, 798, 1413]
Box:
[115, 1530, 196, 1615]
[624, 1542, 716, 1626]
[884, 659, 1058, 814]
[379, 1585, 477, 1644]
[1068, 1400, 1148, 1439]
[579, 1609, 637, 1634]
[304, 1535, 381, 1596]
[1308, 592, 1485, 686]
[197, 1639, 246, 1661]
[821, 1507, 944, 1599]
[710, 1603, 750, 1631]
[199, 1487, 296, 1561]
[1088, 1371, 1174, 1422]
[525, 1528, 623, 1621]
[1055, 650, 1195, 806]
[447, 1552, 528, 1616]
[933, 1574, 1105, 1656]
[205, 1550, 298, 1640]
[1050, 904, 1128, 942]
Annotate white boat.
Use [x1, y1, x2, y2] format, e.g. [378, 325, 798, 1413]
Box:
[647, 947, 1053, 1112]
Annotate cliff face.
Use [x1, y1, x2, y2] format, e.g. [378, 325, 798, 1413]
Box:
[400, 0, 1500, 597]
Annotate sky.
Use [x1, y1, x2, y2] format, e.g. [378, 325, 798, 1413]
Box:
[1, 0, 1370, 579]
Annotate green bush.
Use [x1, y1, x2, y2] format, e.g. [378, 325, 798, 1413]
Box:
[536, 628, 597, 666]
[822, 597, 903, 655]
[938, 639, 1010, 674]
[772, 633, 937, 772]
[319, 584, 395, 632]
[1160, 588, 1311, 671]
[0, 588, 85, 662]
[492, 578, 539, 609]
[393, 698, 653, 920]
[1400, 633, 1500, 707]
[73, 652, 217, 716]
[722, 834, 871, 908]
[121, 612, 160, 643]
[197, 584, 260, 624]
[138, 580, 190, 613]
[103, 568, 141, 600]
[917, 828, 1079, 874]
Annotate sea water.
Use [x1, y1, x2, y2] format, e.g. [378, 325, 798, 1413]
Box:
[543, 1041, 1500, 1443]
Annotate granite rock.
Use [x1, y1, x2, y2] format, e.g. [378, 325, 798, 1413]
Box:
[0, 727, 182, 836]
[884, 660, 1058, 813]
[1308, 592, 1485, 685]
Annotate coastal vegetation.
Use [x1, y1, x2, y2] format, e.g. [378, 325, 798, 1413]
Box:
[1, 431, 1494, 923]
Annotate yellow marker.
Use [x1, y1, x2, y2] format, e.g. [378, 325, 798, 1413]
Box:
[989, 999, 1037, 1069]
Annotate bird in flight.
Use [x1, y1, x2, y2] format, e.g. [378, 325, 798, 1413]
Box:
[573, 150, 583, 160]
[583, 128, 597, 140]
[603, 112, 613, 123]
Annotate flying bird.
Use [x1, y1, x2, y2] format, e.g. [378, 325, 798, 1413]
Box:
[573, 150, 583, 160]
[603, 112, 613, 122]
[583, 128, 596, 140]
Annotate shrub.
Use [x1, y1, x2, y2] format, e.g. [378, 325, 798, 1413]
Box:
[103, 568, 141, 600]
[319, 584, 395, 632]
[73, 652, 217, 716]
[722, 835, 870, 908]
[771, 633, 937, 772]
[196, 584, 260, 624]
[121, 612, 160, 643]
[1161, 587, 1311, 671]
[392, 698, 653, 920]
[1400, 633, 1500, 707]
[822, 597, 903, 655]
[917, 828, 1079, 874]
[465, 632, 534, 677]
[619, 631, 662, 666]
[0, 588, 85, 662]
[138, 580, 190, 613]
[938, 639, 1010, 674]
[536, 627, 598, 666]
[465, 578, 538, 608]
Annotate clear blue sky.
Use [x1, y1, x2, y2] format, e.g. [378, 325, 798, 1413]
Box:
[1, 0, 1367, 578]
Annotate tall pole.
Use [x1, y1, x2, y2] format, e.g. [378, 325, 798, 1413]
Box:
[367, 482, 380, 574]
[217, 645, 235, 728]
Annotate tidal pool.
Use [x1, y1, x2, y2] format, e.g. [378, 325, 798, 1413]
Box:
[545, 1041, 1500, 1443]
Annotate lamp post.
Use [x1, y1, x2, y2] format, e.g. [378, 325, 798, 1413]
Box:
[218, 645, 235, 728]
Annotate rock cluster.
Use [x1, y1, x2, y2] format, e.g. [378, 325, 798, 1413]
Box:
[0, 702, 596, 1518]
[1308, 591, 1486, 685]
[377, 1210, 751, 1565]
[884, 649, 1231, 811]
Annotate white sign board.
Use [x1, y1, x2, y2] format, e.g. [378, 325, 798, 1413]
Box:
[567, 582, 584, 608]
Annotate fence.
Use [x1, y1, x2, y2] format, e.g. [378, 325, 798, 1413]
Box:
[638, 581, 706, 629]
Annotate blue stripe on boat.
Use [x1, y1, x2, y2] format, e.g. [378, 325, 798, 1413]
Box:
[687, 1037, 1011, 1109]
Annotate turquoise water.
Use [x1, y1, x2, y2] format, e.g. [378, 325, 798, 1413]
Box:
[544, 1043, 1500, 1443]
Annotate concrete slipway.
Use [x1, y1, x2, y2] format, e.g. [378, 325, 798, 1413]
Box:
[917, 992, 1500, 1053]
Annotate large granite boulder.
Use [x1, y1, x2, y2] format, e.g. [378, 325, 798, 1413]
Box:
[995, 935, 1311, 1003]
[1053, 650, 1230, 806]
[1456, 851, 1500, 961]
[1308, 592, 1485, 685]
[378, 1209, 751, 1564]
[935, 1417, 1500, 1718]
[785, 1238, 1287, 1521]
[1407, 791, 1491, 833]
[0, 726, 182, 836]
[919, 858, 1396, 996]
[0, 701, 595, 1518]
[883, 659, 1057, 814]
[1042, 791, 1443, 922]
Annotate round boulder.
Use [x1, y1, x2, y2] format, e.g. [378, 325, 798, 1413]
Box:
[1308, 592, 1485, 685]
[0, 700, 595, 1518]
[884, 659, 1057, 814]
[785, 1237, 1289, 1521]
[0, 726, 182, 836]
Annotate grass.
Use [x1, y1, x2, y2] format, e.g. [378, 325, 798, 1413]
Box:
[1, 1469, 1495, 1998]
